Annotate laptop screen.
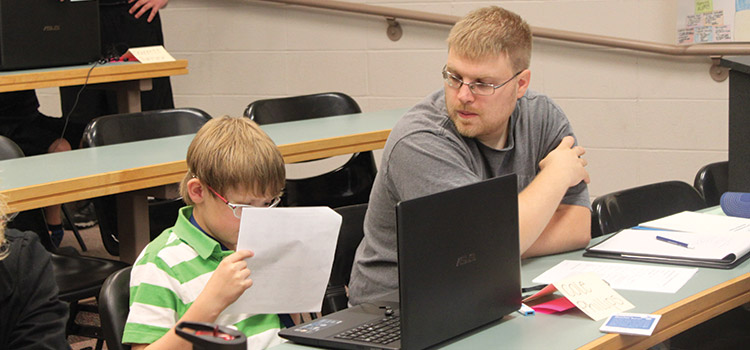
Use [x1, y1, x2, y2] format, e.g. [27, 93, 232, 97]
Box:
[0, 0, 100, 70]
[397, 174, 521, 349]
[278, 174, 522, 350]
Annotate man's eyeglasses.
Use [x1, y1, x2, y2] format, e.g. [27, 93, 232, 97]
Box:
[206, 184, 281, 218]
[442, 66, 522, 96]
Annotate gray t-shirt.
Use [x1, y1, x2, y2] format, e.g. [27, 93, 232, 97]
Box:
[348, 89, 590, 305]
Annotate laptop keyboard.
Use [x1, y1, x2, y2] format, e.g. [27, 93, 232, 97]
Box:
[333, 315, 401, 345]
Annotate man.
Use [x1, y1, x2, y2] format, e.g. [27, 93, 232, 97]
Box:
[348, 6, 591, 305]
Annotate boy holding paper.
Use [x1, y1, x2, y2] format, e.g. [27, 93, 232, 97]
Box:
[123, 116, 288, 349]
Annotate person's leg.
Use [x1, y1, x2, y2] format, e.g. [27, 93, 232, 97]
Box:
[100, 5, 174, 111]
[44, 138, 72, 247]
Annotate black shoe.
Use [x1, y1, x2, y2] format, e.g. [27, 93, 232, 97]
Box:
[71, 201, 98, 229]
[50, 227, 64, 248]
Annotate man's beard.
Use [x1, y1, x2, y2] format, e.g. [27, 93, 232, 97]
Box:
[447, 104, 480, 138]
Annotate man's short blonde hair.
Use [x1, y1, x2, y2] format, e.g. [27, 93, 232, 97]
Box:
[447, 6, 532, 72]
[179, 116, 285, 205]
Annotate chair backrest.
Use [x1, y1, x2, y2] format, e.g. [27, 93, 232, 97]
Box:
[243, 92, 361, 124]
[243, 92, 376, 208]
[81, 108, 211, 256]
[283, 151, 377, 208]
[82, 107, 211, 147]
[590, 209, 603, 238]
[99, 266, 133, 350]
[322, 203, 367, 315]
[694, 161, 729, 207]
[592, 180, 707, 235]
[0, 135, 25, 159]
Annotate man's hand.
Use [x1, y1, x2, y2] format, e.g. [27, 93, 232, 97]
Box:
[128, 0, 169, 23]
[539, 135, 590, 188]
[198, 250, 254, 313]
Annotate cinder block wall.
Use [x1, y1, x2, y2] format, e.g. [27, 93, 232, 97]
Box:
[36, 0, 728, 198]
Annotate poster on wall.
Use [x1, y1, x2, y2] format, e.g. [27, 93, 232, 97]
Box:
[677, 0, 750, 44]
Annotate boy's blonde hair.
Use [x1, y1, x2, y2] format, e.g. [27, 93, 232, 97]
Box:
[179, 116, 285, 204]
[447, 6, 532, 72]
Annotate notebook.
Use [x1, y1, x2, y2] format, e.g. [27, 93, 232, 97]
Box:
[0, 0, 100, 70]
[279, 174, 521, 349]
[584, 211, 750, 269]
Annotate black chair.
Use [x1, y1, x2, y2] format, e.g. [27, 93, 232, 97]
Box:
[99, 266, 132, 350]
[322, 203, 367, 315]
[0, 135, 129, 350]
[81, 108, 212, 255]
[694, 161, 729, 207]
[591, 180, 707, 235]
[590, 209, 603, 238]
[243, 92, 377, 208]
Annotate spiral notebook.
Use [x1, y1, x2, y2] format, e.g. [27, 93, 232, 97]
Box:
[584, 211, 750, 269]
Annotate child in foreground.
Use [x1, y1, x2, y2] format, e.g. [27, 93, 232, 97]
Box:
[122, 116, 287, 349]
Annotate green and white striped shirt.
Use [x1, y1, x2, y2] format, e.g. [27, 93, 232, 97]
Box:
[122, 206, 283, 349]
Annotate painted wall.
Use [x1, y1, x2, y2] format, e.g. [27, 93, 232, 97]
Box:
[36, 0, 729, 199]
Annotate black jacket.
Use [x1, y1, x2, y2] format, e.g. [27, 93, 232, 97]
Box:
[0, 229, 69, 350]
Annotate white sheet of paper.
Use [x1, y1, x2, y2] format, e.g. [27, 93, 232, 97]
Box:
[553, 272, 634, 321]
[532, 260, 697, 293]
[121, 45, 176, 63]
[589, 228, 750, 261]
[640, 210, 750, 233]
[224, 207, 342, 315]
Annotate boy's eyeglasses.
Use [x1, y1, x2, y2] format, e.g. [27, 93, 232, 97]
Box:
[205, 184, 281, 218]
[442, 65, 522, 96]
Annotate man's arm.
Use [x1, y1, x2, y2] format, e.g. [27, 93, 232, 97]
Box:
[521, 204, 590, 258]
[518, 136, 591, 257]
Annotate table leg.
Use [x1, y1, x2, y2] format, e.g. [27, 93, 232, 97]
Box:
[114, 79, 153, 113]
[116, 190, 151, 264]
[110, 78, 156, 263]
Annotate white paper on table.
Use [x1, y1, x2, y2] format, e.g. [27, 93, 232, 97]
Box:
[553, 272, 634, 321]
[640, 211, 750, 233]
[589, 228, 750, 262]
[532, 260, 698, 294]
[120, 45, 176, 63]
[224, 207, 342, 315]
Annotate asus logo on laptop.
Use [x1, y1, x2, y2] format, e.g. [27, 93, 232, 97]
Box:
[43, 25, 61, 32]
[456, 253, 477, 267]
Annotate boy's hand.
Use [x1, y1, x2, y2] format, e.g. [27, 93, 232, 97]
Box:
[200, 250, 255, 311]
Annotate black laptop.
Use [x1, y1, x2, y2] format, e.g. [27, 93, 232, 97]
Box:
[0, 0, 100, 70]
[279, 174, 521, 349]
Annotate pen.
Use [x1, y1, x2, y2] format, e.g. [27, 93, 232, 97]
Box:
[521, 284, 547, 293]
[655, 235, 694, 249]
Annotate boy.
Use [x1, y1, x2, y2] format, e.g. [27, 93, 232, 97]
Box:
[122, 116, 287, 349]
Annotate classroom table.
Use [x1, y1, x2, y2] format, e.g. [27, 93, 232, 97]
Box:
[0, 108, 407, 262]
[273, 227, 750, 349]
[0, 59, 189, 113]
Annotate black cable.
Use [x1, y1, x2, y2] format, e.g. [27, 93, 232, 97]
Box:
[59, 59, 103, 140]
